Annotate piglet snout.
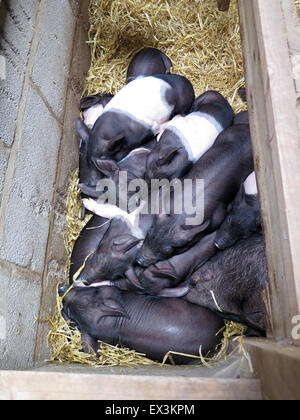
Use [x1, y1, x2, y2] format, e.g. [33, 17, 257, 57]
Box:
[214, 238, 226, 250]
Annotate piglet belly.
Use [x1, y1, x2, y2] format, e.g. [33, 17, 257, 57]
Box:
[103, 77, 174, 133]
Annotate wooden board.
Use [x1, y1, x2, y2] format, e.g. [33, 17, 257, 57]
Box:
[0, 370, 262, 400]
[246, 338, 300, 400]
[238, 0, 300, 344]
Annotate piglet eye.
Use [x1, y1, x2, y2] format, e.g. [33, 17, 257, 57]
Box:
[163, 246, 172, 255]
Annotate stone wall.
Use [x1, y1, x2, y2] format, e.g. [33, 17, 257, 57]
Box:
[0, 0, 90, 369]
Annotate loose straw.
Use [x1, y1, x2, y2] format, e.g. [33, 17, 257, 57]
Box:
[47, 0, 249, 368]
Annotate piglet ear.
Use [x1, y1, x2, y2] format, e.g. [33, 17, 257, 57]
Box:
[113, 235, 142, 253]
[100, 298, 129, 318]
[79, 183, 100, 199]
[79, 95, 102, 111]
[180, 220, 210, 242]
[107, 132, 125, 150]
[233, 183, 245, 207]
[158, 147, 178, 166]
[79, 93, 114, 111]
[92, 158, 119, 178]
[76, 118, 90, 143]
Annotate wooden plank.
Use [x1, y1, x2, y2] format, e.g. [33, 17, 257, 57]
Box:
[0, 370, 262, 400]
[238, 0, 300, 344]
[217, 0, 231, 11]
[246, 338, 300, 400]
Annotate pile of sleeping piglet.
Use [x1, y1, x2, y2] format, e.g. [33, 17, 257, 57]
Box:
[58, 48, 267, 364]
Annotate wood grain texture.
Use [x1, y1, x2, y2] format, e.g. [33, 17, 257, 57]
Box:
[246, 338, 300, 400]
[0, 370, 262, 400]
[238, 0, 300, 344]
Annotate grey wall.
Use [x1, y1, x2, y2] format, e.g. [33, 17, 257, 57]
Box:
[0, 0, 90, 369]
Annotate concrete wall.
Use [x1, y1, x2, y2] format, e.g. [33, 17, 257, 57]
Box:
[0, 0, 90, 369]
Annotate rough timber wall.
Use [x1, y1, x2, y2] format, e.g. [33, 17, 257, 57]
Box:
[0, 0, 90, 369]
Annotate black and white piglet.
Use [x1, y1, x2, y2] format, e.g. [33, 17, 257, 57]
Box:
[79, 146, 151, 202]
[77, 47, 172, 130]
[126, 47, 172, 83]
[146, 90, 234, 180]
[76, 74, 195, 162]
[214, 171, 261, 250]
[75, 211, 153, 286]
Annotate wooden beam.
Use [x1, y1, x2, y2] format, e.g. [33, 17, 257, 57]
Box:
[246, 338, 300, 400]
[0, 370, 262, 400]
[217, 0, 231, 11]
[238, 0, 300, 344]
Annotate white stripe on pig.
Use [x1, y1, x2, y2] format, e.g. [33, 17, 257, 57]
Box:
[244, 172, 258, 195]
[103, 76, 174, 134]
[82, 199, 144, 239]
[83, 104, 105, 129]
[157, 112, 223, 161]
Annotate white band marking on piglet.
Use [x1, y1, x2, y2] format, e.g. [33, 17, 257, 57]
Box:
[82, 199, 144, 239]
[160, 112, 223, 161]
[244, 172, 258, 196]
[103, 76, 174, 134]
[83, 104, 105, 129]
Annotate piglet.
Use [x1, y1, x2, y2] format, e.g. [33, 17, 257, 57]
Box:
[184, 234, 267, 334]
[233, 110, 248, 125]
[79, 146, 151, 204]
[126, 47, 172, 84]
[59, 285, 224, 364]
[75, 212, 153, 286]
[79, 93, 114, 130]
[214, 171, 261, 250]
[137, 123, 254, 267]
[69, 215, 110, 284]
[146, 90, 234, 180]
[76, 74, 195, 162]
[129, 232, 217, 296]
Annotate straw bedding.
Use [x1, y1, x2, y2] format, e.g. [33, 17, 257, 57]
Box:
[47, 0, 250, 367]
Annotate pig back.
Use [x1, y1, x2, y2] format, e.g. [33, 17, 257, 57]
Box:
[117, 292, 225, 363]
[185, 124, 254, 215]
[184, 234, 267, 333]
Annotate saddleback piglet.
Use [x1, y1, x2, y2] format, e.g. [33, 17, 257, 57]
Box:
[137, 123, 254, 267]
[126, 47, 172, 84]
[77, 47, 172, 130]
[214, 171, 261, 250]
[79, 93, 114, 130]
[184, 234, 267, 334]
[75, 212, 153, 286]
[58, 285, 224, 364]
[146, 91, 234, 180]
[75, 74, 195, 163]
[77, 94, 116, 217]
[79, 146, 151, 203]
